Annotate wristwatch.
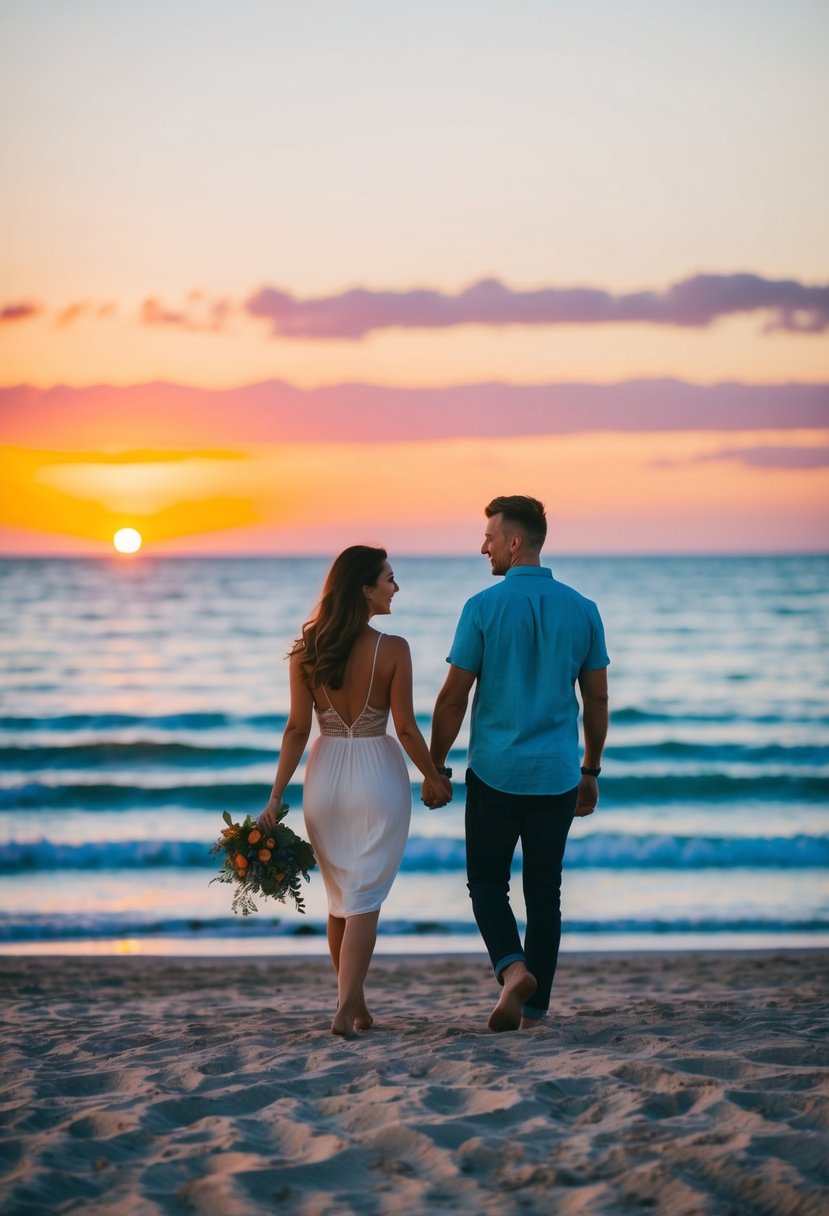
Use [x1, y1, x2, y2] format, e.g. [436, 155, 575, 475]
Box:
[580, 765, 601, 777]
[437, 766, 453, 778]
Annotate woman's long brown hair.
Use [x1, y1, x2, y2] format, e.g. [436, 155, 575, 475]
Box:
[291, 546, 388, 689]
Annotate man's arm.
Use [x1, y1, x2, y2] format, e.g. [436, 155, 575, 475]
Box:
[576, 666, 609, 817]
[421, 665, 476, 807]
[430, 664, 476, 766]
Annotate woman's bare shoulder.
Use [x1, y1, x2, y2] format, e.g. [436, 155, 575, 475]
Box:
[377, 632, 411, 656]
[288, 648, 311, 683]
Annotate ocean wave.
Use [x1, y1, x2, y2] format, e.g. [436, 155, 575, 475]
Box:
[2, 738, 827, 772]
[4, 706, 828, 732]
[2, 771, 827, 811]
[605, 742, 829, 765]
[611, 706, 829, 726]
[0, 742, 274, 769]
[0, 712, 288, 732]
[1, 911, 827, 943]
[0, 781, 290, 811]
[404, 834, 829, 871]
[2, 833, 827, 874]
[604, 773, 829, 801]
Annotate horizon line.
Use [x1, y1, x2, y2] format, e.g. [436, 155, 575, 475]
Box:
[2, 550, 827, 561]
[3, 373, 828, 394]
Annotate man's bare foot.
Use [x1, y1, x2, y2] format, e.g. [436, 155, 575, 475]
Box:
[488, 962, 537, 1033]
[519, 1016, 544, 1030]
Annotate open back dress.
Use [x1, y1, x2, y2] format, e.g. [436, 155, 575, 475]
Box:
[302, 635, 411, 917]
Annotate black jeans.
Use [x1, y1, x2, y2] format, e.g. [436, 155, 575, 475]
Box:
[465, 768, 577, 1017]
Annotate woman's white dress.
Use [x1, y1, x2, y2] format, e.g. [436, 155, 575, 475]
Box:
[302, 637, 411, 917]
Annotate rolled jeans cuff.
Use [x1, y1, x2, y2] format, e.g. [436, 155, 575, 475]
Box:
[493, 952, 525, 983]
[520, 1004, 546, 1020]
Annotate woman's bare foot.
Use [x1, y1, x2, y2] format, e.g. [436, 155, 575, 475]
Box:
[488, 962, 537, 1033]
[331, 1009, 357, 1038]
[334, 994, 374, 1032]
[354, 1004, 374, 1031]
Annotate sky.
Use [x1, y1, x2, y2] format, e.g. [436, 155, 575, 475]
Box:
[1, 0, 827, 555]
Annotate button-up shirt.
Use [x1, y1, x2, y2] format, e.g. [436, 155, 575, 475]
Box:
[447, 565, 609, 795]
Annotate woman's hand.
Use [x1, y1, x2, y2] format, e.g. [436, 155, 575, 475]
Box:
[258, 798, 281, 832]
[421, 774, 452, 809]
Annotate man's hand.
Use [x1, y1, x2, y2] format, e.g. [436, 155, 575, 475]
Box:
[421, 775, 452, 809]
[574, 774, 598, 817]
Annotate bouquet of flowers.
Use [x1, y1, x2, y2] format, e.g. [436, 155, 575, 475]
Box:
[210, 805, 316, 916]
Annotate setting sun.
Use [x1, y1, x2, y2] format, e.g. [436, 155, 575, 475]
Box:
[113, 527, 142, 554]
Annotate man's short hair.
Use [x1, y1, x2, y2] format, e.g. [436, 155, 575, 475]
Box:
[485, 495, 547, 549]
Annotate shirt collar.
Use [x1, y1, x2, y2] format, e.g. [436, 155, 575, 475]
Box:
[504, 565, 553, 579]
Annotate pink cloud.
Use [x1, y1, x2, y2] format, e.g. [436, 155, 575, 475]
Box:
[676, 445, 829, 470]
[245, 273, 829, 339]
[0, 301, 41, 324]
[0, 379, 826, 449]
[140, 295, 231, 332]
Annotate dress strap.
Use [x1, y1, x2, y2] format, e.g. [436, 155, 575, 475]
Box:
[363, 634, 383, 710]
[318, 634, 382, 718]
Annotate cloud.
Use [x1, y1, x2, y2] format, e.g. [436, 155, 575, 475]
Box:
[245, 273, 829, 340]
[56, 301, 118, 327]
[1, 379, 826, 449]
[672, 444, 829, 470]
[0, 301, 41, 324]
[5, 273, 828, 340]
[140, 295, 231, 332]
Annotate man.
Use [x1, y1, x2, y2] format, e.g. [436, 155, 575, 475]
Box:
[425, 495, 609, 1032]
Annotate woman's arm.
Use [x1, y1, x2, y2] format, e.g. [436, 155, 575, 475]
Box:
[389, 638, 453, 805]
[259, 653, 314, 830]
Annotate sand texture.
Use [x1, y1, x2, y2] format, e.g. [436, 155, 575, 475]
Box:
[1, 950, 827, 1215]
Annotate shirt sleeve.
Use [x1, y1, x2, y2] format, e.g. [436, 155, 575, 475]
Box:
[582, 600, 610, 670]
[447, 597, 484, 674]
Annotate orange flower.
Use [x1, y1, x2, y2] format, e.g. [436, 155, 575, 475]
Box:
[234, 853, 249, 869]
[266, 838, 275, 849]
[275, 872, 285, 882]
[258, 848, 272, 862]
[247, 828, 261, 844]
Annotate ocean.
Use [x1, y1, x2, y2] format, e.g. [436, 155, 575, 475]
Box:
[1, 555, 827, 956]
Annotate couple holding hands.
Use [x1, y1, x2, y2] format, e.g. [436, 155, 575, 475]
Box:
[259, 495, 609, 1038]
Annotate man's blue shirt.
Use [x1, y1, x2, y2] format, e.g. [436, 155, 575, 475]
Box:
[447, 565, 609, 795]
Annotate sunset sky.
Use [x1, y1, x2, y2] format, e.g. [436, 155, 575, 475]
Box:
[1, 0, 827, 554]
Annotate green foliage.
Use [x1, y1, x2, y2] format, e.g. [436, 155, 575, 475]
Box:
[209, 807, 317, 916]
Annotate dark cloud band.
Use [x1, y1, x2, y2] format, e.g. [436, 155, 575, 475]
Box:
[245, 273, 829, 339]
[4, 274, 828, 339]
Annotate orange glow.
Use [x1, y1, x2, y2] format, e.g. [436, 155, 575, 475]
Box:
[1, 447, 261, 548]
[2, 430, 827, 554]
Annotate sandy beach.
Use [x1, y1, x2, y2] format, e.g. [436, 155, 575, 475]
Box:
[1, 949, 827, 1215]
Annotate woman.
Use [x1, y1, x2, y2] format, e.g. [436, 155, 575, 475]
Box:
[259, 546, 452, 1037]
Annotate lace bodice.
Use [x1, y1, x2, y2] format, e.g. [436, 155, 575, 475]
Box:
[315, 634, 389, 738]
[316, 702, 389, 738]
